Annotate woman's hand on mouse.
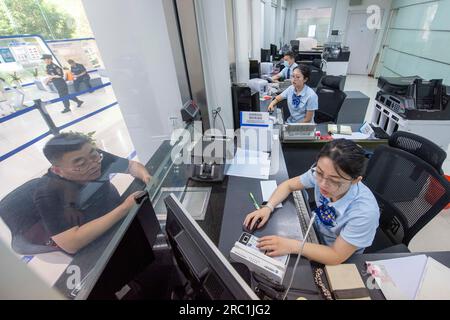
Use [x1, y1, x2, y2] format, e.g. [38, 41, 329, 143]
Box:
[243, 207, 271, 231]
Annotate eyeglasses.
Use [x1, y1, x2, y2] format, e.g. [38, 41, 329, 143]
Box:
[310, 164, 352, 190]
[71, 151, 103, 173]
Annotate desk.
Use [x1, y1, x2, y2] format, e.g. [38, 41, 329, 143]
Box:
[218, 138, 320, 299]
[46, 127, 439, 301]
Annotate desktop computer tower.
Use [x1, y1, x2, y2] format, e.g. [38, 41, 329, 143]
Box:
[231, 84, 260, 129]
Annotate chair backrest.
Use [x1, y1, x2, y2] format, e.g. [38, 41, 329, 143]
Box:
[314, 76, 347, 123]
[389, 131, 447, 174]
[363, 141, 450, 247]
[306, 60, 325, 88]
[0, 178, 58, 255]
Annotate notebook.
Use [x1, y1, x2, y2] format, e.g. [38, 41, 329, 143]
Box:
[324, 264, 371, 300]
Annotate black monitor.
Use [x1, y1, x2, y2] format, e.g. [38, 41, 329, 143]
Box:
[270, 44, 277, 58]
[164, 194, 258, 300]
[249, 59, 260, 79]
[260, 49, 271, 63]
[290, 40, 300, 52]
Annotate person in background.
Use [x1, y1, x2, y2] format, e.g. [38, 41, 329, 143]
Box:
[42, 54, 83, 113]
[68, 59, 93, 93]
[271, 51, 298, 82]
[267, 65, 318, 123]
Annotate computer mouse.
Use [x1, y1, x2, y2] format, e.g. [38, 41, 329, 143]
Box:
[243, 217, 262, 233]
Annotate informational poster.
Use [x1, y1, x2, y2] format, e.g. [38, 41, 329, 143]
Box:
[0, 48, 16, 63]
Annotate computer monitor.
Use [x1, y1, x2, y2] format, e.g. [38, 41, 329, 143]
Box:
[290, 40, 300, 52]
[164, 194, 259, 300]
[260, 49, 271, 63]
[270, 44, 277, 58]
[249, 59, 260, 79]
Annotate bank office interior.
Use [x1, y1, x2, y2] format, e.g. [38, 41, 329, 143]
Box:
[1, 0, 450, 300]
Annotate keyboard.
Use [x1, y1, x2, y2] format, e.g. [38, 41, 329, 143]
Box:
[292, 190, 319, 244]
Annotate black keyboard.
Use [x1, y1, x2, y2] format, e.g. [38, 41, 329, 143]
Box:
[293, 191, 319, 244]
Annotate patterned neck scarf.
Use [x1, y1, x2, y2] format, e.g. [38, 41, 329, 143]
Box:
[314, 195, 337, 227]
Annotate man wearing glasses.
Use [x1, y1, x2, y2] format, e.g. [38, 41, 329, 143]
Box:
[32, 132, 151, 254]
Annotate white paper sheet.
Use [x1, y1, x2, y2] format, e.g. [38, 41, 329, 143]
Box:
[366, 254, 428, 300]
[25, 251, 73, 287]
[332, 132, 371, 140]
[415, 257, 450, 300]
[260, 180, 282, 208]
[225, 148, 271, 180]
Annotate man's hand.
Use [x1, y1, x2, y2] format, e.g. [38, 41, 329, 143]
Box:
[142, 174, 152, 185]
[268, 104, 275, 112]
[257, 236, 300, 257]
[120, 191, 143, 212]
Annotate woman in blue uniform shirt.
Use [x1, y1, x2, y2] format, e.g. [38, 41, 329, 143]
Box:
[243, 139, 380, 265]
[267, 64, 318, 123]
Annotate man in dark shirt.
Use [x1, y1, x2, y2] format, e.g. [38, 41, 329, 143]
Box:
[33, 132, 152, 254]
[42, 54, 84, 113]
[68, 59, 92, 93]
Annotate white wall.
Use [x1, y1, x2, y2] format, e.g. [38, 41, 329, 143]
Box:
[335, 0, 393, 74]
[233, 0, 250, 82]
[81, 0, 183, 163]
[194, 0, 234, 131]
[251, 0, 262, 60]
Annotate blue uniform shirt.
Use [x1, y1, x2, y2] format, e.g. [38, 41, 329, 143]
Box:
[279, 62, 298, 80]
[281, 85, 318, 123]
[300, 168, 380, 254]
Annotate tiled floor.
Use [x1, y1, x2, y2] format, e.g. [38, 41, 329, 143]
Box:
[345, 75, 450, 252]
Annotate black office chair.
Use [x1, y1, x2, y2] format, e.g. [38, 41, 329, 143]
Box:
[363, 131, 450, 253]
[314, 76, 347, 124]
[306, 59, 325, 88]
[0, 178, 59, 255]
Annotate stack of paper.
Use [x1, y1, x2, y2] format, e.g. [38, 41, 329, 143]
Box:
[225, 148, 271, 180]
[260, 180, 282, 208]
[366, 255, 450, 300]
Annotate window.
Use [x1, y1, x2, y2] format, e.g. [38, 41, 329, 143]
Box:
[295, 8, 332, 45]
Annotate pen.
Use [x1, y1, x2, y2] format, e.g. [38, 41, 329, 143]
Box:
[249, 192, 260, 210]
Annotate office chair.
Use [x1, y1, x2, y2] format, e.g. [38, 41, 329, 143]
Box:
[363, 131, 450, 253]
[0, 178, 59, 255]
[306, 59, 325, 88]
[314, 76, 347, 124]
